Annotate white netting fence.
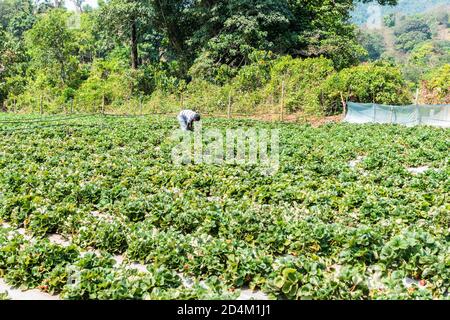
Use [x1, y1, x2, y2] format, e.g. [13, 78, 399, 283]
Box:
[344, 102, 450, 128]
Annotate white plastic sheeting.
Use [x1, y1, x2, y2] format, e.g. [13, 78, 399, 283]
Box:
[344, 102, 450, 128]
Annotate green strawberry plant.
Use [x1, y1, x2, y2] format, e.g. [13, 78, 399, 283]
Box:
[0, 114, 449, 299]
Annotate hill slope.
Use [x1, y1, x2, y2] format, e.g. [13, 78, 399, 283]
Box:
[352, 0, 450, 25]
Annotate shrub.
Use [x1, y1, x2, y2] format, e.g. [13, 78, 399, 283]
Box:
[74, 57, 135, 112]
[394, 17, 432, 53]
[420, 64, 450, 104]
[264, 56, 335, 115]
[322, 61, 412, 108]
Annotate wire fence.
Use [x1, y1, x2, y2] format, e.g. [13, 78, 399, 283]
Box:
[6, 95, 449, 128]
[0, 101, 292, 123]
[1, 80, 338, 123]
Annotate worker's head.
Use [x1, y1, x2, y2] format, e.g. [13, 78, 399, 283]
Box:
[194, 113, 201, 121]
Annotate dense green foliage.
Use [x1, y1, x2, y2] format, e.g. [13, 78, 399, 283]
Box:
[0, 115, 449, 299]
[402, 41, 450, 85]
[420, 64, 450, 104]
[2, 0, 448, 115]
[357, 29, 386, 61]
[143, 57, 412, 116]
[9, 0, 449, 116]
[394, 17, 432, 52]
[322, 61, 412, 105]
[352, 0, 450, 25]
[352, 1, 449, 96]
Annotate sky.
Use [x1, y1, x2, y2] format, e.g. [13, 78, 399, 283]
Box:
[65, 0, 99, 12]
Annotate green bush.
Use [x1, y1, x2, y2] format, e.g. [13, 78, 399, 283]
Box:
[181, 55, 338, 116]
[357, 30, 386, 62]
[322, 61, 412, 107]
[394, 17, 432, 53]
[384, 13, 396, 28]
[74, 57, 135, 112]
[402, 41, 450, 83]
[183, 80, 229, 114]
[265, 56, 335, 114]
[395, 32, 432, 53]
[421, 64, 450, 103]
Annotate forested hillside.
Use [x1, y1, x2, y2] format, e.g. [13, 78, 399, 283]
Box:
[0, 0, 448, 116]
[354, 0, 449, 103]
[352, 0, 450, 25]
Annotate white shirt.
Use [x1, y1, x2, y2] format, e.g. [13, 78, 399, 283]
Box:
[178, 109, 198, 124]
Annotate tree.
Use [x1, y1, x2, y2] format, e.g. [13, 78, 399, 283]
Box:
[394, 16, 432, 52]
[97, 0, 153, 69]
[0, 27, 7, 108]
[357, 29, 386, 61]
[149, 0, 398, 73]
[74, 57, 135, 110]
[0, 26, 29, 108]
[402, 40, 450, 83]
[0, 0, 36, 38]
[394, 16, 432, 35]
[322, 61, 412, 106]
[384, 13, 396, 28]
[72, 0, 85, 12]
[2, 0, 404, 111]
[420, 63, 450, 104]
[25, 9, 78, 89]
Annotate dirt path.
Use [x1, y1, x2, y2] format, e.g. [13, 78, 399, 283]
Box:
[0, 279, 60, 300]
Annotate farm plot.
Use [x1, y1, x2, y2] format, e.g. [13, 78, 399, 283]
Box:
[0, 114, 449, 300]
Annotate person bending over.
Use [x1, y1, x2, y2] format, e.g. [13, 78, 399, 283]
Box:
[178, 109, 201, 131]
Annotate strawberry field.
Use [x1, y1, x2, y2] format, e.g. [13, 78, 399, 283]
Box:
[0, 114, 449, 300]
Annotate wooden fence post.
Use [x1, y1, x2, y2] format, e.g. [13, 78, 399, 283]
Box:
[101, 94, 105, 114]
[180, 92, 184, 109]
[280, 80, 285, 122]
[373, 103, 376, 122]
[71, 99, 74, 114]
[320, 90, 324, 110]
[340, 92, 347, 118]
[39, 95, 43, 115]
[415, 88, 420, 124]
[227, 90, 232, 119]
[390, 106, 394, 123]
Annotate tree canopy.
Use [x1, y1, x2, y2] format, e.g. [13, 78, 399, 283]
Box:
[3, 0, 447, 114]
